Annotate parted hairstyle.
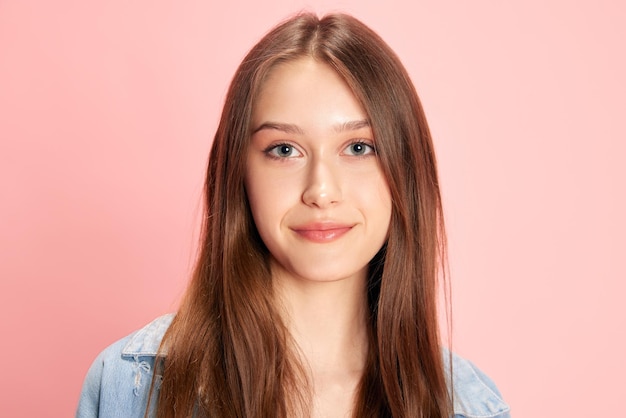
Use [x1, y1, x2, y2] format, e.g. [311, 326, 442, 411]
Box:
[152, 12, 451, 418]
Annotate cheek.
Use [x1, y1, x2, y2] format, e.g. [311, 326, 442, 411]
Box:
[381, 180, 393, 212]
[244, 171, 293, 233]
[244, 176, 269, 226]
[377, 183, 393, 230]
[371, 182, 393, 245]
[245, 156, 304, 214]
[354, 171, 392, 214]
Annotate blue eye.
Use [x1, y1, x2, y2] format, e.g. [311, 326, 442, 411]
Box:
[344, 141, 375, 156]
[265, 143, 302, 158]
[276, 144, 293, 157]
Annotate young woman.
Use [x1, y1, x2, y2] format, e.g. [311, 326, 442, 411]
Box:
[77, 13, 510, 418]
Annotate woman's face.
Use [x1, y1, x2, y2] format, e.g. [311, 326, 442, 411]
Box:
[245, 58, 392, 285]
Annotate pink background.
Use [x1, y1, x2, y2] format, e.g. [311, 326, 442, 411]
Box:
[1, 0, 624, 416]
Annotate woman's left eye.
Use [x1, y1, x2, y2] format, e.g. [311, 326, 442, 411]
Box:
[343, 141, 375, 156]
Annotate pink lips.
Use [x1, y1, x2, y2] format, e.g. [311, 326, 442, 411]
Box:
[291, 222, 353, 243]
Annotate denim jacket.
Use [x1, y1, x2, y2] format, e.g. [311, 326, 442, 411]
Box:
[76, 315, 510, 417]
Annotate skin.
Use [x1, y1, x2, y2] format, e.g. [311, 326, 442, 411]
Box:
[245, 58, 392, 417]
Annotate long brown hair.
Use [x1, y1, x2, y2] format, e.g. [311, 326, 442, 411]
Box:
[153, 13, 450, 418]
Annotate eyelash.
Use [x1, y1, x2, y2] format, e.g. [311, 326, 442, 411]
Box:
[263, 142, 301, 160]
[344, 140, 376, 157]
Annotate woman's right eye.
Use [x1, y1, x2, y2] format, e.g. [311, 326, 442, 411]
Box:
[265, 143, 302, 159]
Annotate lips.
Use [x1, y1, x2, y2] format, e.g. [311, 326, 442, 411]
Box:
[291, 222, 354, 243]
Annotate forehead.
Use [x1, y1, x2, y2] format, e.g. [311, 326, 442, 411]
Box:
[251, 58, 367, 130]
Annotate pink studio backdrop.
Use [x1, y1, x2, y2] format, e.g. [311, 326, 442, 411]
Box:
[1, 0, 624, 416]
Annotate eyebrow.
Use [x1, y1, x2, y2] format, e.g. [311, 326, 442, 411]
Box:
[252, 119, 371, 135]
[334, 119, 371, 133]
[252, 122, 305, 135]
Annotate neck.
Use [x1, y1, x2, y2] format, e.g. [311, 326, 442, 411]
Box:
[274, 271, 370, 375]
[273, 268, 370, 418]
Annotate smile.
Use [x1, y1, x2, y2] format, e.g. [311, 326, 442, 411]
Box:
[291, 223, 354, 243]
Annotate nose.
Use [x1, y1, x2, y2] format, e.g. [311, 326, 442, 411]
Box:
[301, 158, 342, 208]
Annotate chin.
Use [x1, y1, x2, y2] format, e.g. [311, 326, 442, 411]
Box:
[292, 265, 368, 284]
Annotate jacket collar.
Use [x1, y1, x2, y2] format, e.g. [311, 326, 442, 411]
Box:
[121, 314, 174, 357]
[444, 350, 510, 417]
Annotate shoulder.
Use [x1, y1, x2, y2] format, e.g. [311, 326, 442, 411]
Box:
[446, 351, 511, 418]
[120, 313, 175, 356]
[76, 314, 174, 418]
[90, 313, 174, 370]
